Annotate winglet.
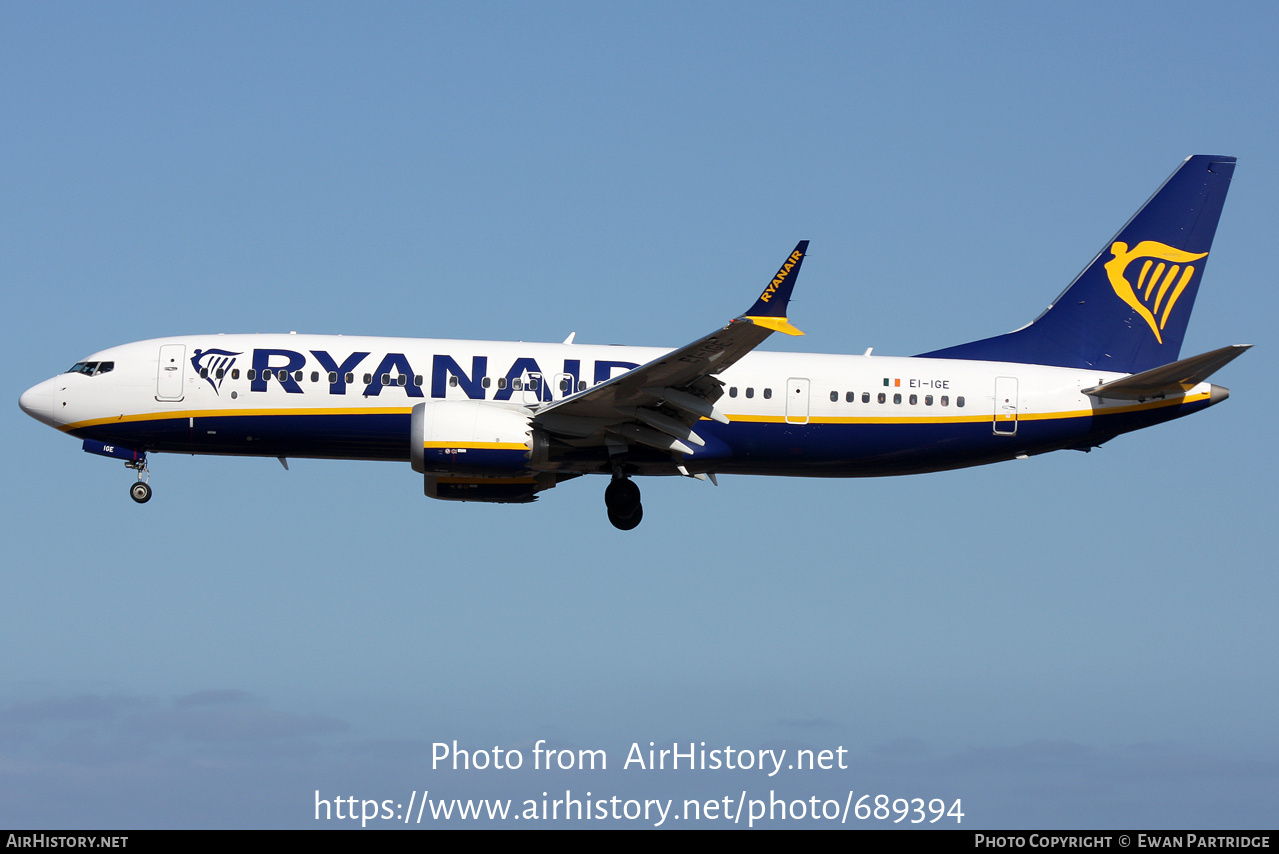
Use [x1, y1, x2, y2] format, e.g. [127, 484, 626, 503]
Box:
[741, 240, 809, 335]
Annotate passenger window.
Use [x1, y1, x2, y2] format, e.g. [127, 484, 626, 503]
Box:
[846, 391, 855, 403]
[862, 392, 870, 403]
[925, 395, 933, 406]
[745, 388, 754, 399]
[893, 393, 902, 404]
[957, 396, 965, 407]
[559, 378, 570, 393]
[345, 373, 354, 384]
[311, 371, 319, 383]
[232, 369, 240, 380]
[328, 371, 338, 384]
[414, 375, 423, 386]
[262, 369, 272, 380]
[578, 380, 586, 391]
[482, 377, 491, 388]
[764, 388, 772, 399]
[909, 394, 917, 405]
[830, 391, 838, 402]
[363, 373, 372, 384]
[381, 374, 390, 386]
[498, 377, 507, 389]
[449, 376, 458, 387]
[513, 378, 522, 390]
[878, 392, 886, 403]
[247, 369, 257, 380]
[941, 396, 949, 406]
[729, 387, 737, 398]
[200, 368, 208, 378]
[215, 368, 224, 380]
[397, 374, 406, 386]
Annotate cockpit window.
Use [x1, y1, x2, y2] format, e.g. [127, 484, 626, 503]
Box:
[66, 361, 113, 376]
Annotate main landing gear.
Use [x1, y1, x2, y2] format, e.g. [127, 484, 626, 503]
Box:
[126, 456, 151, 504]
[605, 472, 642, 531]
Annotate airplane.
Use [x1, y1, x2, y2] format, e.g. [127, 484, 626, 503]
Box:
[19, 155, 1247, 530]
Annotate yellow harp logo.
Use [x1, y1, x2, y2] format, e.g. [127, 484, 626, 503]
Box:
[1104, 241, 1208, 343]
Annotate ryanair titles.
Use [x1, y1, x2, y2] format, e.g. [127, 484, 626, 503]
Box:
[228, 348, 640, 402]
[757, 248, 804, 304]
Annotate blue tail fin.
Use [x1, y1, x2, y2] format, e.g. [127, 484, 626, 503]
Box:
[919, 155, 1236, 373]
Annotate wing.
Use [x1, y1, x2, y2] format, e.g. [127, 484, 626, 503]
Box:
[533, 241, 809, 459]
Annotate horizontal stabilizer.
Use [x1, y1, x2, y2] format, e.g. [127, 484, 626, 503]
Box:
[1082, 344, 1250, 400]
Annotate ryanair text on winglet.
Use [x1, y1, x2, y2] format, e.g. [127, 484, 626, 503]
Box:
[757, 249, 804, 303]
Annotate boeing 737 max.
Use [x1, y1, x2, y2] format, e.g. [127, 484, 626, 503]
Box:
[20, 155, 1247, 529]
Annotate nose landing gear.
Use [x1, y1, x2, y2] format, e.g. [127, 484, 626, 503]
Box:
[604, 473, 642, 531]
[126, 456, 151, 504]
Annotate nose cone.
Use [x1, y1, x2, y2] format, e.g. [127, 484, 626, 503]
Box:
[19, 378, 59, 428]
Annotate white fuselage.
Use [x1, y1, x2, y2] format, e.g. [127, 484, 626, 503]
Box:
[21, 333, 1214, 479]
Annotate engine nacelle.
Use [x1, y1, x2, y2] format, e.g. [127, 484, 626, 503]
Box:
[422, 475, 553, 504]
[410, 401, 554, 503]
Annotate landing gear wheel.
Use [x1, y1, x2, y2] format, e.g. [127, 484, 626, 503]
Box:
[605, 477, 641, 517]
[124, 455, 151, 504]
[608, 502, 643, 531]
[604, 473, 643, 529]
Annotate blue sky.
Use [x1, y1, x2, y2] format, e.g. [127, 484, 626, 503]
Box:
[3, 1, 1277, 828]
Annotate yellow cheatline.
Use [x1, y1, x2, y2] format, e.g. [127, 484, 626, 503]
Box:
[726, 413, 987, 425]
[61, 392, 1210, 435]
[724, 392, 1210, 426]
[422, 442, 528, 451]
[62, 406, 415, 431]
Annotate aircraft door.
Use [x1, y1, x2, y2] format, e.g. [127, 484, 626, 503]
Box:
[786, 377, 810, 424]
[993, 376, 1018, 434]
[156, 344, 186, 401]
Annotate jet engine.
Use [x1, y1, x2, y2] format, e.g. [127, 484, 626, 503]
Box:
[410, 401, 554, 503]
